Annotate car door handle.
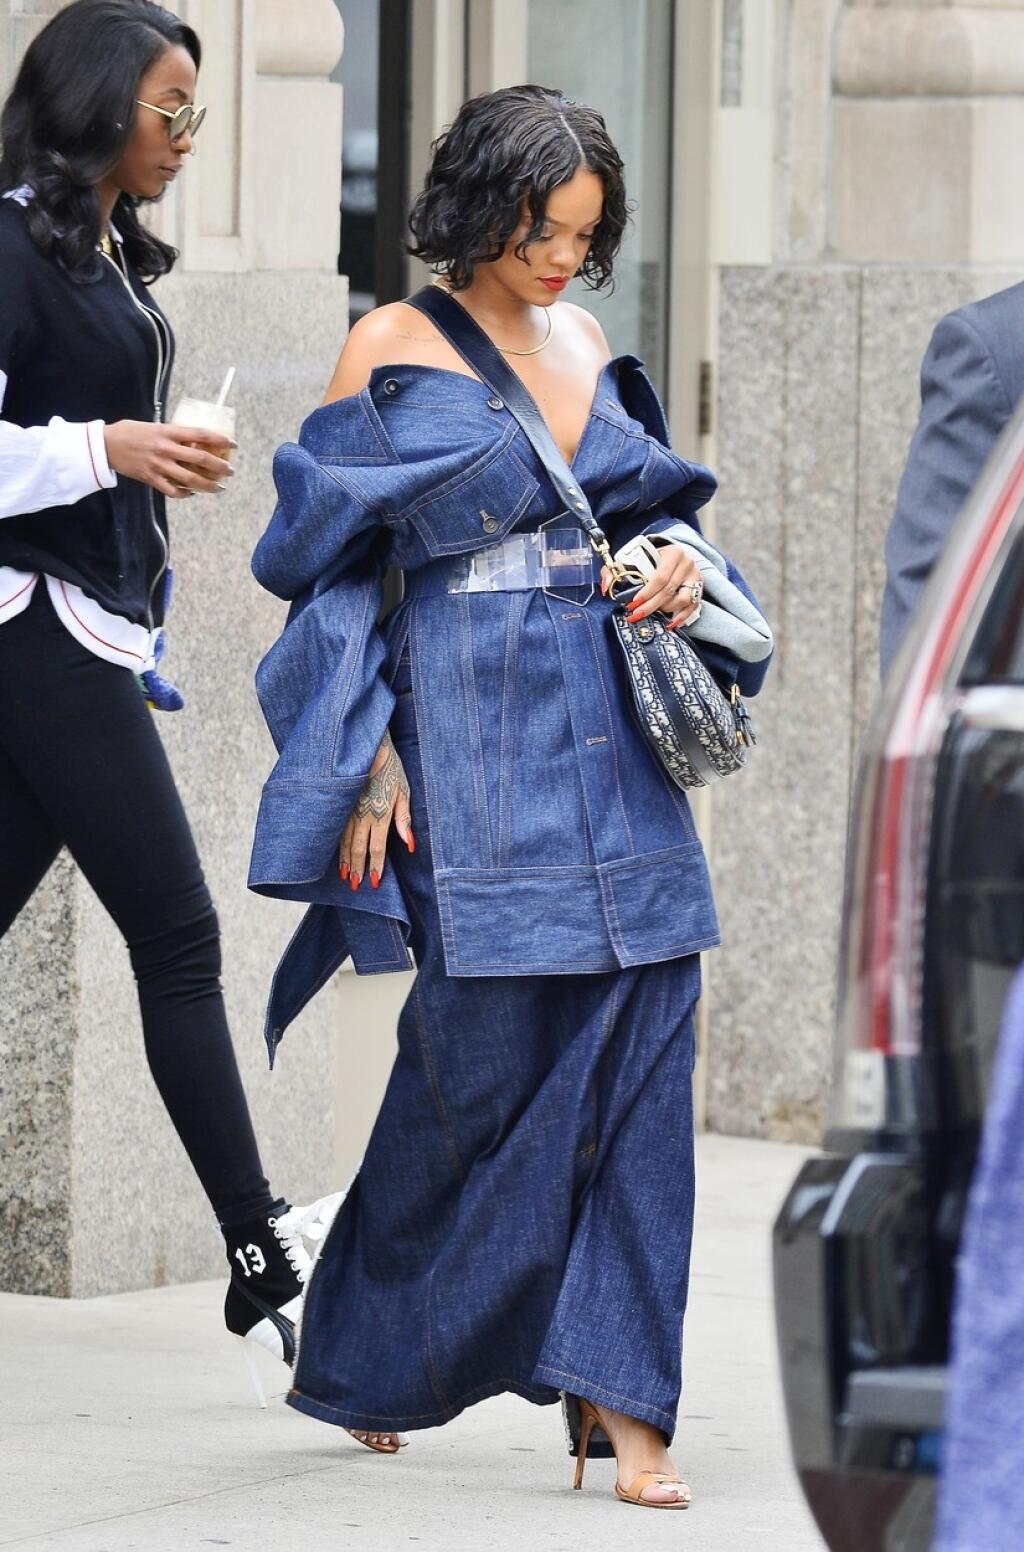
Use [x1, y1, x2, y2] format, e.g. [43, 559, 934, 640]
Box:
[958, 684, 1024, 731]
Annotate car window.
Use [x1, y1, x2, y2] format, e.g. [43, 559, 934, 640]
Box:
[963, 528, 1024, 684]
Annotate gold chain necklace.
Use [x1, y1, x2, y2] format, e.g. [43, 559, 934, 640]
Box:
[98, 230, 113, 257]
[431, 277, 554, 356]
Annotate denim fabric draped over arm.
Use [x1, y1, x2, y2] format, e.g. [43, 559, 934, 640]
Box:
[249, 414, 400, 902]
[248, 399, 417, 1060]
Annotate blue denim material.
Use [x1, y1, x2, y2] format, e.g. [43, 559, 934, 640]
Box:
[932, 963, 1024, 1552]
[287, 654, 701, 1441]
[249, 355, 770, 1060]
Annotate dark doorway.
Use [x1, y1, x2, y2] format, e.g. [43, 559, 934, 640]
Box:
[333, 0, 412, 325]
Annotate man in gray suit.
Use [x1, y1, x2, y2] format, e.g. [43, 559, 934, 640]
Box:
[881, 283, 1024, 677]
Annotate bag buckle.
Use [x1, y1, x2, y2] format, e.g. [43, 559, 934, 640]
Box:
[587, 531, 646, 598]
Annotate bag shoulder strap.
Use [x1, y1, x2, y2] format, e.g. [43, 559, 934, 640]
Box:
[405, 284, 607, 551]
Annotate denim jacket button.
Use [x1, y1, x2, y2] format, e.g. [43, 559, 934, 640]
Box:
[481, 512, 500, 534]
[383, 378, 400, 395]
[487, 395, 503, 411]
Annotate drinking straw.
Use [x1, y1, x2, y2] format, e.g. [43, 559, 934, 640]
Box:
[215, 366, 236, 407]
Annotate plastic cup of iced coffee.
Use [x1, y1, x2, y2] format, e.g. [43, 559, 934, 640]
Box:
[170, 395, 236, 446]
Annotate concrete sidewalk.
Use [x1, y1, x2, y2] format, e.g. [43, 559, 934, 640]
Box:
[1, 1136, 824, 1552]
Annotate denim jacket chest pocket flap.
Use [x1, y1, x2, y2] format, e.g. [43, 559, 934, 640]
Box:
[393, 425, 541, 555]
[353, 369, 539, 557]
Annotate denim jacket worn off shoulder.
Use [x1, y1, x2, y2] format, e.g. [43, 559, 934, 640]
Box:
[249, 354, 770, 1062]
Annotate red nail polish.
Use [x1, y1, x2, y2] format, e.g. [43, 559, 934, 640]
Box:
[350, 873, 360, 891]
[406, 828, 416, 853]
[339, 861, 349, 881]
[370, 870, 380, 889]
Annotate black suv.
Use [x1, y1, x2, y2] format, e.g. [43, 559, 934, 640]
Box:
[773, 407, 1024, 1552]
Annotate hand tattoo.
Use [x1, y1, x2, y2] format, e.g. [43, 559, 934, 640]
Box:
[355, 731, 410, 821]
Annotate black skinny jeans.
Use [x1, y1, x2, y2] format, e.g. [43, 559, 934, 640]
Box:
[0, 584, 273, 1228]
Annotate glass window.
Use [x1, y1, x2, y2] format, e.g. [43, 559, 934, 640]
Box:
[525, 0, 674, 397]
[332, 0, 381, 323]
[964, 527, 1024, 685]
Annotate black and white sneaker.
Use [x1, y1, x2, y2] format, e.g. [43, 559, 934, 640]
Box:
[223, 1194, 345, 1407]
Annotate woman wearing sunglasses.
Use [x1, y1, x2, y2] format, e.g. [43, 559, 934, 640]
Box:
[0, 0, 328, 1391]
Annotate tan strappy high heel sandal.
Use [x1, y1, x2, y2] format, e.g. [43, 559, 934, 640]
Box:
[345, 1429, 410, 1454]
[570, 1396, 691, 1509]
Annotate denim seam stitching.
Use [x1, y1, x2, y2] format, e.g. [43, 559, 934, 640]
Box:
[496, 594, 518, 868]
[358, 387, 400, 461]
[326, 578, 390, 774]
[319, 465, 379, 513]
[590, 421, 627, 487]
[410, 978, 464, 1178]
[432, 841, 702, 880]
[445, 954, 617, 974]
[257, 778, 364, 790]
[600, 865, 629, 964]
[290, 1374, 555, 1426]
[531, 1367, 676, 1431]
[462, 596, 495, 864]
[400, 477, 537, 552]
[436, 877, 461, 968]
[410, 613, 447, 872]
[273, 942, 351, 1036]
[440, 936, 718, 975]
[394, 425, 519, 516]
[590, 974, 625, 1169]
[581, 609, 635, 853]
[423, 1263, 455, 1414]
[387, 918, 411, 964]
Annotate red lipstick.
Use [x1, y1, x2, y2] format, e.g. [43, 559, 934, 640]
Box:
[540, 276, 568, 292]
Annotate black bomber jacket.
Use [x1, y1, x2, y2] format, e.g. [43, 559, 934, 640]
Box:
[0, 194, 175, 627]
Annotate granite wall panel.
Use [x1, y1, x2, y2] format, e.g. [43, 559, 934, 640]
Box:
[710, 262, 1023, 1143]
[709, 268, 861, 1142]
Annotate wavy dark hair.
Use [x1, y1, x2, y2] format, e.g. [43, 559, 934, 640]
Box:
[0, 0, 200, 284]
[407, 85, 630, 292]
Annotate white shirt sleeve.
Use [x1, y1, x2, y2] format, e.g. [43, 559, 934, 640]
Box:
[0, 368, 117, 520]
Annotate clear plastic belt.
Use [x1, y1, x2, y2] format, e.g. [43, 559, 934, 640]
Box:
[444, 529, 599, 597]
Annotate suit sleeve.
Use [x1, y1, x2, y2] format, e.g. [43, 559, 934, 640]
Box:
[880, 311, 1013, 677]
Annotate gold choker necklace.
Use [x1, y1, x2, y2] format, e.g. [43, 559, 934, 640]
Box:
[498, 308, 553, 356]
[432, 278, 554, 356]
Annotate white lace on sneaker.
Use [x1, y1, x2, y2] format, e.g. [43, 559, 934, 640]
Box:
[267, 1208, 314, 1282]
[283, 1183, 354, 1375]
[290, 1184, 351, 1259]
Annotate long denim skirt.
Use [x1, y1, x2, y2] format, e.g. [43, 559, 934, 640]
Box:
[287, 655, 701, 1443]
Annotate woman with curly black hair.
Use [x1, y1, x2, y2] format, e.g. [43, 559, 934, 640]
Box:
[251, 85, 770, 1502]
[0, 0, 335, 1387]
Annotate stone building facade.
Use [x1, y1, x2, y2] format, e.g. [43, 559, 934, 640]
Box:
[2, 0, 1021, 1295]
[709, 0, 1024, 1140]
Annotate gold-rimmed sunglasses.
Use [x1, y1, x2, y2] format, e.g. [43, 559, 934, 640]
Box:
[136, 99, 207, 142]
